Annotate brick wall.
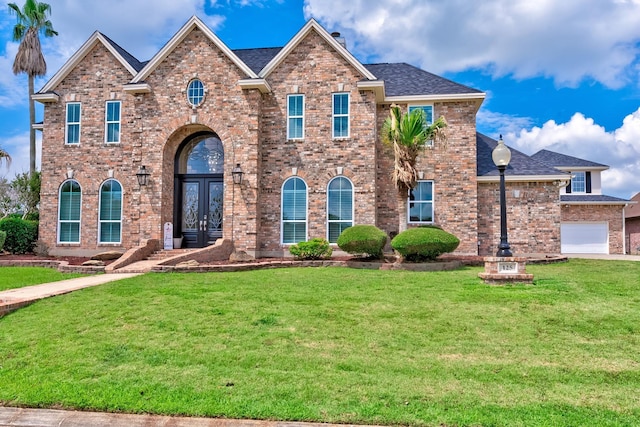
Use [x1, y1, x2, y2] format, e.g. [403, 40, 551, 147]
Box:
[561, 204, 625, 254]
[626, 217, 640, 254]
[478, 181, 561, 255]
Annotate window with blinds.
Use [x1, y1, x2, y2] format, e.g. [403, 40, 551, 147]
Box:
[327, 176, 353, 243]
[58, 180, 81, 243]
[287, 94, 304, 139]
[65, 102, 81, 144]
[99, 179, 122, 244]
[282, 177, 307, 244]
[408, 180, 434, 223]
[105, 100, 121, 143]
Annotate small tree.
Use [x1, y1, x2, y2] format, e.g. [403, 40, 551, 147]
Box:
[11, 171, 40, 219]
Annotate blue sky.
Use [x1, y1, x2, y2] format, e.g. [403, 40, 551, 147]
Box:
[1, 0, 640, 199]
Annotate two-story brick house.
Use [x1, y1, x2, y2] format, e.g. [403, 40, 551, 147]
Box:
[33, 16, 629, 258]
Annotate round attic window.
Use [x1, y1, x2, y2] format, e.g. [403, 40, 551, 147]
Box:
[187, 79, 205, 106]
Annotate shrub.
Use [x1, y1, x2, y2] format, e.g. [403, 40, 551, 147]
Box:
[391, 225, 460, 262]
[289, 237, 332, 260]
[0, 217, 38, 254]
[337, 225, 387, 258]
[0, 230, 6, 252]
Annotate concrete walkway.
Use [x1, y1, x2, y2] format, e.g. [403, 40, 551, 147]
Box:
[0, 407, 373, 427]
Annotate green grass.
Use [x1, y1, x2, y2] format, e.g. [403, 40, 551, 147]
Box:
[0, 267, 87, 291]
[1, 259, 639, 426]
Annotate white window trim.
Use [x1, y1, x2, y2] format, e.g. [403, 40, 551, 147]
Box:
[332, 92, 350, 139]
[187, 79, 205, 106]
[104, 100, 121, 144]
[571, 171, 586, 193]
[408, 104, 434, 147]
[287, 94, 305, 140]
[407, 180, 435, 224]
[57, 179, 81, 244]
[65, 102, 81, 145]
[98, 179, 123, 245]
[326, 176, 354, 243]
[280, 177, 308, 245]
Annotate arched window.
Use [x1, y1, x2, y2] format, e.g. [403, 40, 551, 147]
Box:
[187, 79, 205, 106]
[99, 179, 123, 244]
[327, 176, 353, 243]
[177, 135, 224, 174]
[281, 177, 307, 244]
[58, 180, 81, 243]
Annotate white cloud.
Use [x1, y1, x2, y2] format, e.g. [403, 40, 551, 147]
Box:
[304, 0, 640, 88]
[504, 108, 640, 199]
[0, 130, 38, 179]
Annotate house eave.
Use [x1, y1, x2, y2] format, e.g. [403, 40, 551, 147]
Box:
[385, 92, 486, 111]
[32, 92, 59, 103]
[477, 174, 570, 183]
[32, 122, 44, 130]
[123, 83, 151, 94]
[562, 201, 632, 206]
[238, 78, 272, 93]
[555, 166, 608, 172]
[357, 80, 385, 102]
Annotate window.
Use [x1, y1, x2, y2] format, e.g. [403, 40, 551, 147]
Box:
[105, 100, 121, 143]
[65, 102, 81, 144]
[571, 171, 586, 193]
[287, 94, 304, 139]
[99, 179, 122, 244]
[281, 177, 307, 244]
[58, 180, 81, 243]
[327, 177, 353, 243]
[332, 93, 349, 138]
[408, 181, 434, 223]
[187, 79, 205, 106]
[408, 105, 434, 146]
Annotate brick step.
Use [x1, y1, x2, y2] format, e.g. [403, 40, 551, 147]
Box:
[147, 249, 194, 260]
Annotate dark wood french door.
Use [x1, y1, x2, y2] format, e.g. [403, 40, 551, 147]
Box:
[177, 175, 223, 248]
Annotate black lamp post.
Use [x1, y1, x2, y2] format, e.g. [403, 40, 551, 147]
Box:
[492, 135, 512, 257]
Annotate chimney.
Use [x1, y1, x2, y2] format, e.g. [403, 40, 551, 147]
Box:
[331, 31, 346, 48]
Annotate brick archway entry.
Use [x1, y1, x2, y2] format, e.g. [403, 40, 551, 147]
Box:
[174, 132, 224, 248]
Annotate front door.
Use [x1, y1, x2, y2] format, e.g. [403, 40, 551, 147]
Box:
[175, 132, 225, 248]
[180, 177, 223, 248]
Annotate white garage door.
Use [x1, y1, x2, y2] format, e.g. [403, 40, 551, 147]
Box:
[561, 223, 609, 254]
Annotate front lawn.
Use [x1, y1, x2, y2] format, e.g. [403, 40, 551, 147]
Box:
[0, 260, 639, 426]
[0, 267, 86, 291]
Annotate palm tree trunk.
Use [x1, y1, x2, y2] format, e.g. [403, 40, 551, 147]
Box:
[28, 74, 36, 176]
[398, 189, 407, 233]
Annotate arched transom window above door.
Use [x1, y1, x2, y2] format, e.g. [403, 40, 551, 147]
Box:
[177, 135, 224, 174]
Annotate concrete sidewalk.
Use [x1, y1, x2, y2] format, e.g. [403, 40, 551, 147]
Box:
[0, 407, 374, 427]
[0, 273, 141, 316]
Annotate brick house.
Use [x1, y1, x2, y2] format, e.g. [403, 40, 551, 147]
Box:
[33, 16, 629, 258]
[624, 192, 640, 254]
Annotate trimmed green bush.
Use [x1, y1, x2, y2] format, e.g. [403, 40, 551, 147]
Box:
[337, 225, 387, 258]
[289, 237, 332, 260]
[0, 230, 6, 252]
[0, 217, 38, 254]
[391, 225, 460, 262]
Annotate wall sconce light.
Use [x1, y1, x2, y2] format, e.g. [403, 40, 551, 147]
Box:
[66, 169, 74, 179]
[232, 163, 244, 185]
[136, 165, 150, 186]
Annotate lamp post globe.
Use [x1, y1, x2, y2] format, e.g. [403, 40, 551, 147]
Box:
[493, 135, 512, 257]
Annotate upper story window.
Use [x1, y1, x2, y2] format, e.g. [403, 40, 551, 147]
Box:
[287, 94, 304, 140]
[58, 179, 81, 243]
[408, 180, 434, 223]
[187, 79, 205, 106]
[105, 100, 121, 144]
[571, 171, 586, 193]
[408, 105, 434, 146]
[332, 93, 349, 138]
[65, 102, 81, 144]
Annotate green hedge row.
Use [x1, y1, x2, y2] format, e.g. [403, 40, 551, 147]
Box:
[0, 216, 38, 254]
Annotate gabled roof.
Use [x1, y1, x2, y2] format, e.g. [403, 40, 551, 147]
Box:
[131, 16, 259, 83]
[476, 133, 569, 181]
[531, 149, 608, 170]
[625, 192, 640, 218]
[234, 47, 281, 74]
[259, 18, 376, 81]
[365, 63, 483, 98]
[38, 31, 143, 94]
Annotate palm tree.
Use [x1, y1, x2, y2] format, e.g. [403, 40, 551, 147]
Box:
[9, 0, 57, 176]
[0, 147, 11, 169]
[381, 104, 447, 231]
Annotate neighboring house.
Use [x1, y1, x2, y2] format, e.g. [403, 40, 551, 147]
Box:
[624, 192, 640, 254]
[531, 150, 630, 254]
[33, 16, 629, 258]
